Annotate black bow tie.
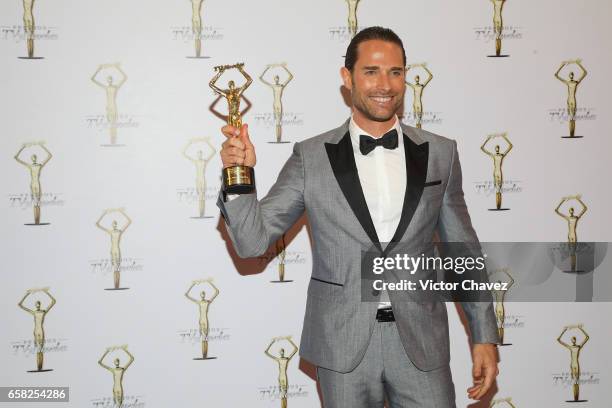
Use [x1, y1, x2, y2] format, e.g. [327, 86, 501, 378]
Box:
[359, 129, 399, 155]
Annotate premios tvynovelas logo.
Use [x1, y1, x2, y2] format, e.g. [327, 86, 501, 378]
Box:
[91, 208, 144, 290]
[550, 59, 594, 139]
[255, 63, 301, 144]
[475, 0, 523, 57]
[170, 0, 224, 58]
[95, 345, 144, 408]
[2, 0, 59, 59]
[88, 63, 140, 147]
[181, 279, 227, 360]
[329, 0, 363, 42]
[12, 141, 63, 225]
[401, 63, 442, 129]
[16, 287, 64, 373]
[476, 132, 521, 211]
[261, 336, 305, 408]
[553, 324, 598, 403]
[178, 138, 218, 219]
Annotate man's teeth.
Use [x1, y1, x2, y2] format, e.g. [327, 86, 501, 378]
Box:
[371, 96, 392, 102]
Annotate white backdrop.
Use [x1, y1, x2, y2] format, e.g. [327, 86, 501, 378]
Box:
[1, 0, 611, 407]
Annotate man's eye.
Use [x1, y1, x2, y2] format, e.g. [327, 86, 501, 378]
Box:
[365, 70, 375, 75]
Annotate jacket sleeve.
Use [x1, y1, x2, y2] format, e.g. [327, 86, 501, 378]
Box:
[216, 142, 305, 258]
[436, 139, 500, 345]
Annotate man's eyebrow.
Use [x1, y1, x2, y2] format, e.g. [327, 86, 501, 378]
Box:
[361, 66, 380, 70]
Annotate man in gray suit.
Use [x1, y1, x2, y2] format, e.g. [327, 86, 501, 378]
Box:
[217, 27, 499, 407]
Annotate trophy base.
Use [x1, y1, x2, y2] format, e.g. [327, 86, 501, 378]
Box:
[565, 400, 587, 403]
[104, 287, 130, 291]
[499, 343, 513, 347]
[268, 141, 291, 144]
[27, 368, 53, 373]
[24, 223, 51, 226]
[186, 56, 211, 59]
[561, 136, 584, 139]
[18, 56, 45, 60]
[190, 216, 215, 219]
[561, 269, 588, 274]
[270, 280, 294, 283]
[100, 144, 127, 147]
[193, 357, 217, 361]
[223, 166, 255, 194]
[486, 54, 510, 58]
[488, 208, 510, 211]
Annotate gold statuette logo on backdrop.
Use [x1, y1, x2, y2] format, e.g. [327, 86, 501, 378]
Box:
[490, 397, 517, 407]
[489, 267, 514, 346]
[557, 325, 590, 402]
[480, 133, 513, 211]
[260, 63, 294, 143]
[265, 336, 299, 408]
[555, 59, 588, 138]
[345, 0, 361, 39]
[18, 287, 56, 372]
[185, 279, 219, 360]
[14, 141, 52, 225]
[271, 234, 293, 283]
[209, 63, 254, 193]
[188, 0, 206, 58]
[96, 208, 133, 290]
[98, 345, 135, 408]
[405, 63, 433, 129]
[488, 0, 508, 57]
[555, 195, 587, 273]
[19, 0, 43, 59]
[91, 63, 128, 146]
[182, 137, 216, 218]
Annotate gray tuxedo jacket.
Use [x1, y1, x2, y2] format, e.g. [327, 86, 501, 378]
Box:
[217, 119, 499, 373]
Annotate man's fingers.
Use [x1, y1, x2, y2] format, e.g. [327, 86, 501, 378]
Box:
[239, 124, 254, 149]
[474, 365, 497, 399]
[221, 125, 241, 139]
[222, 137, 245, 150]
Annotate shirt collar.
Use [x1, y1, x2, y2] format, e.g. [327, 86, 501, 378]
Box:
[349, 114, 402, 151]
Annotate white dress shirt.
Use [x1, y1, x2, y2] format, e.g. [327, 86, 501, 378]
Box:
[349, 115, 406, 308]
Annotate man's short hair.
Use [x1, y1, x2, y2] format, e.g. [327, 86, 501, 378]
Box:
[344, 26, 407, 72]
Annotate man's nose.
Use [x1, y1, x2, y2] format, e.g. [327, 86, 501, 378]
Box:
[377, 72, 392, 91]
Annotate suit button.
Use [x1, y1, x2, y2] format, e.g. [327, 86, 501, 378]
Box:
[372, 289, 380, 296]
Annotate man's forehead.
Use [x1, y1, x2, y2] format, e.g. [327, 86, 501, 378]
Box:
[355, 40, 404, 66]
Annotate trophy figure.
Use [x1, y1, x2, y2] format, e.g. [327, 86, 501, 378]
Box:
[209, 63, 254, 194]
[557, 325, 590, 402]
[345, 0, 361, 39]
[480, 133, 513, 210]
[489, 268, 514, 345]
[185, 279, 219, 360]
[555, 195, 587, 272]
[182, 138, 216, 218]
[18, 287, 56, 372]
[490, 397, 517, 407]
[405, 63, 433, 129]
[555, 59, 587, 138]
[190, 0, 205, 58]
[14, 141, 52, 225]
[98, 345, 135, 408]
[265, 336, 298, 408]
[260, 63, 294, 143]
[95, 208, 133, 290]
[271, 234, 293, 283]
[91, 63, 128, 146]
[487, 0, 508, 57]
[20, 0, 44, 59]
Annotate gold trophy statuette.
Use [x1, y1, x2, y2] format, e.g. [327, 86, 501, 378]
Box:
[209, 63, 254, 194]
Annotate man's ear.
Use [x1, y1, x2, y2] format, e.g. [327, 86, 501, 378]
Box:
[340, 66, 352, 91]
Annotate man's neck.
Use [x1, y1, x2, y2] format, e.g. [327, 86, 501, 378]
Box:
[352, 110, 397, 138]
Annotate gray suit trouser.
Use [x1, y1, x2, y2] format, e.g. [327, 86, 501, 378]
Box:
[317, 320, 457, 408]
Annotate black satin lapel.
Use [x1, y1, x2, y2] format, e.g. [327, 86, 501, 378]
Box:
[384, 134, 429, 256]
[325, 132, 382, 252]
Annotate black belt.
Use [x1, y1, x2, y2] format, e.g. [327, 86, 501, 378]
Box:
[376, 307, 395, 322]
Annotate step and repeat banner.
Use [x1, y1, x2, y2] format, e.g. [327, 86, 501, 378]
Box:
[1, 0, 611, 407]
